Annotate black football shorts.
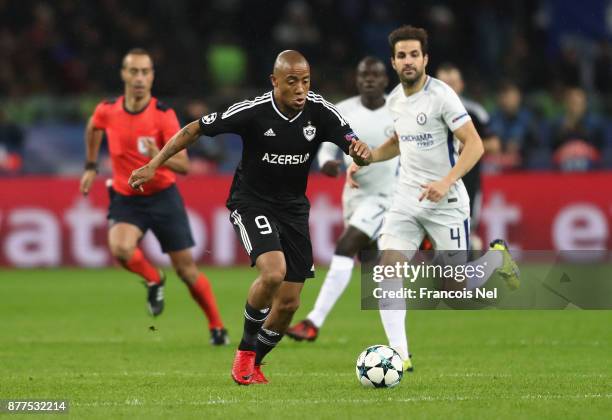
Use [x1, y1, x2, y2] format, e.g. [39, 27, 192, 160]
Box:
[107, 184, 195, 253]
[227, 203, 314, 283]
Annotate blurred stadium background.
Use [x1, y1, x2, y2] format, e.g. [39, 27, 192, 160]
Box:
[0, 0, 610, 268]
[1, 2, 611, 417]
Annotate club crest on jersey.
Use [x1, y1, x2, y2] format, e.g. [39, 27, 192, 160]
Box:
[416, 112, 427, 125]
[201, 112, 217, 124]
[303, 122, 316, 141]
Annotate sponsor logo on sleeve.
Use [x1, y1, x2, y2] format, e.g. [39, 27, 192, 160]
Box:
[452, 113, 468, 123]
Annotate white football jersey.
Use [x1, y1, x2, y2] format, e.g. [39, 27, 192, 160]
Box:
[317, 96, 398, 195]
[387, 76, 471, 209]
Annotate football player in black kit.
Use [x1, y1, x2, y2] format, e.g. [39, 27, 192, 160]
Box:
[129, 50, 371, 385]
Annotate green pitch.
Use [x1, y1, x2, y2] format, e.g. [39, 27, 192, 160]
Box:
[1, 267, 611, 419]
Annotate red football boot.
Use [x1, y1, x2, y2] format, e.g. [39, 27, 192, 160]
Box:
[231, 350, 256, 385]
[286, 319, 319, 342]
[251, 364, 269, 384]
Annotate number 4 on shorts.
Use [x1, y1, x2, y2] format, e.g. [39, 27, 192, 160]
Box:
[450, 227, 461, 248]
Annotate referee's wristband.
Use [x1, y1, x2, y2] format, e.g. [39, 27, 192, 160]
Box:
[84, 161, 98, 173]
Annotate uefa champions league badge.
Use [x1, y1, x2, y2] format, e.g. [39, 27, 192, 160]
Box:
[201, 112, 217, 124]
[303, 122, 316, 141]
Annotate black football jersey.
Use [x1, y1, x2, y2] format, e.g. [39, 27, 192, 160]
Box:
[199, 91, 356, 205]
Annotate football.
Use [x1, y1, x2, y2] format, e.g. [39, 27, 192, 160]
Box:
[355, 345, 403, 388]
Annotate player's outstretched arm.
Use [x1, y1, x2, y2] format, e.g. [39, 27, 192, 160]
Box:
[129, 120, 202, 190]
[369, 133, 400, 164]
[162, 150, 190, 174]
[142, 138, 190, 175]
[80, 117, 104, 196]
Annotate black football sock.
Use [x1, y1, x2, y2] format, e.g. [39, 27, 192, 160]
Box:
[255, 327, 284, 365]
[238, 302, 270, 351]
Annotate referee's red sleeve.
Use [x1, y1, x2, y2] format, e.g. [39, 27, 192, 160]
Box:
[161, 108, 181, 144]
[91, 102, 108, 129]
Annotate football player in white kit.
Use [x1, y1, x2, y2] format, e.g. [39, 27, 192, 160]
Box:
[354, 25, 520, 369]
[286, 57, 400, 345]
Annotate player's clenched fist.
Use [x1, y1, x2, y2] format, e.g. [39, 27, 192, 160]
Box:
[128, 164, 155, 192]
[349, 140, 371, 166]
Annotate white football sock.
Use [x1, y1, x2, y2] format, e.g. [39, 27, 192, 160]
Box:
[307, 255, 354, 328]
[378, 277, 409, 360]
[464, 250, 503, 290]
[380, 309, 409, 360]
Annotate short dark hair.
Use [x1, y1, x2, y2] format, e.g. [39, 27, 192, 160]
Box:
[436, 62, 459, 73]
[358, 55, 385, 68]
[122, 48, 153, 68]
[388, 25, 428, 57]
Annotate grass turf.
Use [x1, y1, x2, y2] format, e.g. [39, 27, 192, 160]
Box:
[0, 267, 611, 419]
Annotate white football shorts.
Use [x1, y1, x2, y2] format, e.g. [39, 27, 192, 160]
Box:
[343, 189, 391, 240]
